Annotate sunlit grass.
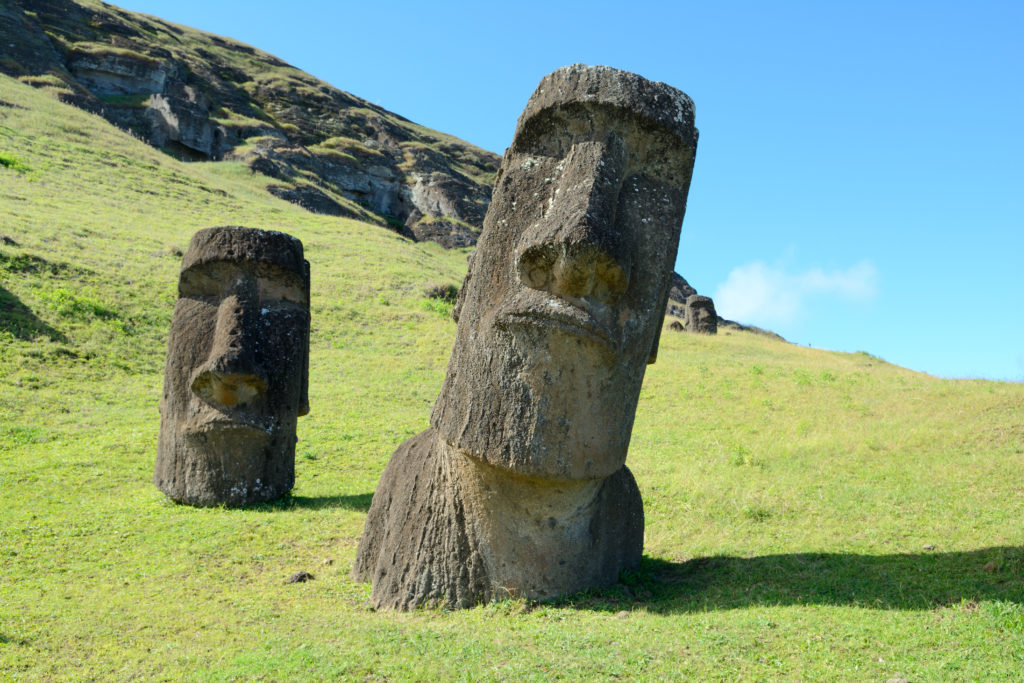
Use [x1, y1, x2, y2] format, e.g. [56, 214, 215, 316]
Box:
[1, 74, 1022, 680]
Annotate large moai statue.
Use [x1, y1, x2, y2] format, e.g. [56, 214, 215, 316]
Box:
[353, 64, 698, 609]
[155, 226, 310, 507]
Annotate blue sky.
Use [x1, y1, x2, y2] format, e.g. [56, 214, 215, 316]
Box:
[116, 0, 1024, 381]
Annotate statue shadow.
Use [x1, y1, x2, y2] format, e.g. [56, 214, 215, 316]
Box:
[559, 547, 1024, 613]
[255, 492, 374, 513]
[0, 285, 66, 342]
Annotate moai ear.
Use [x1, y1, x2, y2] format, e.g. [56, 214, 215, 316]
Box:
[648, 314, 665, 364]
[649, 284, 674, 364]
[299, 259, 311, 416]
[451, 250, 475, 323]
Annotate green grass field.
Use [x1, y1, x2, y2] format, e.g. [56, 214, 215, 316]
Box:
[1, 74, 1022, 680]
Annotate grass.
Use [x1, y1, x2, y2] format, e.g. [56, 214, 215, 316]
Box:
[9, 0, 499, 241]
[97, 92, 152, 108]
[0, 151, 31, 172]
[1, 72, 1023, 680]
[67, 42, 161, 65]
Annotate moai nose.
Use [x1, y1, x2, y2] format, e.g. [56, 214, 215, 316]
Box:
[190, 278, 268, 409]
[518, 241, 628, 304]
[517, 134, 631, 304]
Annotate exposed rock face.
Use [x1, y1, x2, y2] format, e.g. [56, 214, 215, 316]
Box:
[684, 294, 718, 334]
[354, 64, 698, 609]
[408, 216, 478, 249]
[664, 277, 784, 340]
[155, 227, 310, 507]
[665, 271, 698, 319]
[66, 50, 170, 95]
[143, 85, 228, 160]
[3, 0, 499, 246]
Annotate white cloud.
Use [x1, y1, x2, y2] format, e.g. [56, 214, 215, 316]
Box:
[714, 260, 878, 325]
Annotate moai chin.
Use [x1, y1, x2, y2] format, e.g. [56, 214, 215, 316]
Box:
[155, 226, 310, 507]
[353, 64, 698, 609]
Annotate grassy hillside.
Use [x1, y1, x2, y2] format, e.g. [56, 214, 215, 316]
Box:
[1, 0, 499, 245]
[1, 74, 1022, 680]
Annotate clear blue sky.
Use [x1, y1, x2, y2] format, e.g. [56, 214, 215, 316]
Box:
[116, 0, 1024, 381]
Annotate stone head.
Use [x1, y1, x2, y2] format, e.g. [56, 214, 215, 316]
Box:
[685, 294, 717, 334]
[431, 64, 697, 481]
[155, 226, 310, 506]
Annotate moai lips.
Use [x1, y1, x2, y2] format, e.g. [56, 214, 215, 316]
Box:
[154, 226, 310, 507]
[354, 64, 698, 609]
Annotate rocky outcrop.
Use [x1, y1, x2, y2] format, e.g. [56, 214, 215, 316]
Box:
[66, 49, 170, 95]
[407, 215, 478, 249]
[664, 276, 785, 340]
[665, 271, 699, 319]
[2, 0, 500, 247]
[144, 85, 231, 160]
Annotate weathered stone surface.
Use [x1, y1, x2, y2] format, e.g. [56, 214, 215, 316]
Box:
[67, 50, 169, 95]
[284, 571, 315, 584]
[354, 64, 697, 609]
[408, 216, 478, 249]
[2, 0, 500, 247]
[355, 430, 643, 609]
[155, 226, 310, 507]
[665, 271, 698, 319]
[144, 84, 231, 159]
[684, 294, 717, 334]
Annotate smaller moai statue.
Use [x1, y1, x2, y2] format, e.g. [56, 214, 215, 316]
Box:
[684, 294, 717, 334]
[155, 226, 310, 506]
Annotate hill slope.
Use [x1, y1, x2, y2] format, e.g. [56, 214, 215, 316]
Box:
[1, 0, 500, 247]
[1, 70, 1023, 680]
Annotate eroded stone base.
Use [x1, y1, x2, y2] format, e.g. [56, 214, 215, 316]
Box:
[352, 429, 643, 610]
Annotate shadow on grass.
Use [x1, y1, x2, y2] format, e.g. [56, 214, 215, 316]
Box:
[0, 285, 66, 342]
[561, 547, 1024, 613]
[254, 492, 374, 513]
[0, 632, 30, 646]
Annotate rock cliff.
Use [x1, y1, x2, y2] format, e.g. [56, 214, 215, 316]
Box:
[1, 1, 749, 330]
[1, 0, 499, 247]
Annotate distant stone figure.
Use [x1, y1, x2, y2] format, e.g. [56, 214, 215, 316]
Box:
[155, 226, 310, 506]
[353, 64, 698, 609]
[684, 294, 717, 334]
[665, 271, 699, 319]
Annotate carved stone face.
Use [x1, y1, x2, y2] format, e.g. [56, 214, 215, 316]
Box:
[155, 226, 310, 506]
[432, 65, 697, 482]
[685, 294, 718, 334]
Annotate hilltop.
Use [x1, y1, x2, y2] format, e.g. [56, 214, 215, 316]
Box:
[1, 0, 499, 247]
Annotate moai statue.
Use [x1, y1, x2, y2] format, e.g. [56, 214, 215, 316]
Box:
[684, 294, 718, 334]
[353, 64, 698, 609]
[155, 226, 310, 507]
